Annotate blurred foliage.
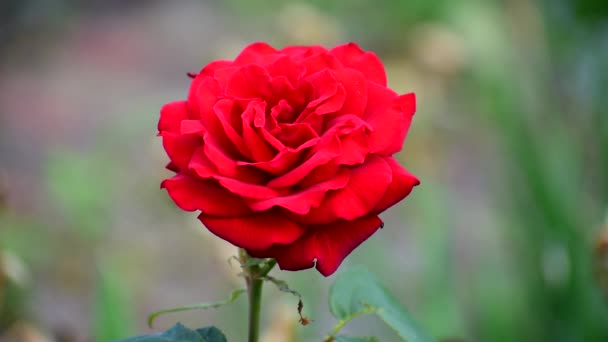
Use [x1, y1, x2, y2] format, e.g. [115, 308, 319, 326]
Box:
[46, 150, 114, 240]
[224, 0, 449, 51]
[93, 261, 135, 342]
[117, 323, 227, 342]
[0, 252, 29, 332]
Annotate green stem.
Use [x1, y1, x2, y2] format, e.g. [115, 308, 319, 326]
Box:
[324, 306, 377, 341]
[247, 274, 264, 342]
[239, 249, 276, 342]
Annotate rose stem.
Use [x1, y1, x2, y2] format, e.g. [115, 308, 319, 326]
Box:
[239, 249, 276, 342]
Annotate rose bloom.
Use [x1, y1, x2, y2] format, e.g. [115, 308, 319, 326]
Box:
[159, 42, 419, 276]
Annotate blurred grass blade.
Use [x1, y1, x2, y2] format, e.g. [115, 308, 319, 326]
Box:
[94, 262, 135, 342]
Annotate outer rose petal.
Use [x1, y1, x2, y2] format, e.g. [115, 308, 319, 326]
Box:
[249, 215, 383, 276]
[199, 211, 305, 251]
[160, 131, 201, 171]
[299, 52, 341, 76]
[198, 60, 232, 77]
[158, 101, 189, 133]
[161, 174, 251, 216]
[365, 83, 415, 155]
[233, 42, 279, 65]
[374, 157, 420, 213]
[330, 42, 388, 86]
[226, 65, 273, 99]
[188, 73, 220, 119]
[266, 55, 306, 88]
[180, 120, 206, 135]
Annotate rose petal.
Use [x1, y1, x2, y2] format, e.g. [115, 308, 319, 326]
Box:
[281, 45, 328, 59]
[335, 127, 369, 165]
[236, 137, 318, 176]
[199, 210, 305, 250]
[241, 101, 276, 161]
[198, 60, 233, 77]
[212, 66, 240, 89]
[266, 55, 305, 89]
[247, 169, 349, 214]
[334, 67, 368, 116]
[166, 162, 180, 173]
[299, 52, 340, 76]
[269, 75, 308, 110]
[188, 77, 245, 159]
[226, 65, 272, 99]
[304, 69, 340, 110]
[233, 42, 280, 65]
[188, 75, 219, 119]
[213, 99, 252, 159]
[267, 135, 341, 187]
[161, 174, 251, 216]
[273, 122, 318, 149]
[365, 83, 415, 155]
[191, 143, 267, 184]
[250, 215, 383, 276]
[160, 131, 201, 171]
[188, 147, 216, 178]
[373, 157, 420, 213]
[297, 161, 341, 188]
[217, 176, 287, 200]
[315, 84, 346, 115]
[180, 120, 206, 135]
[158, 101, 189, 133]
[324, 114, 372, 166]
[295, 155, 392, 224]
[330, 42, 387, 86]
[188, 145, 281, 200]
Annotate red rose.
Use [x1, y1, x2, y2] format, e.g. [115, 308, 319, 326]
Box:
[159, 42, 419, 276]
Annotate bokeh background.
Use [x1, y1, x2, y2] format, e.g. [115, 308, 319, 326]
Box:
[1, 0, 608, 341]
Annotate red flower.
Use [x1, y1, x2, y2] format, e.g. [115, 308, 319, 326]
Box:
[159, 42, 419, 276]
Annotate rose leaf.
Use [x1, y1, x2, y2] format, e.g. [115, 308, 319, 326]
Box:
[328, 266, 436, 342]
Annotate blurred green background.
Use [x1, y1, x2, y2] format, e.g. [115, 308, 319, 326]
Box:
[1, 0, 608, 341]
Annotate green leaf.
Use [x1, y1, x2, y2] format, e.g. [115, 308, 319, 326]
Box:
[329, 266, 436, 342]
[334, 335, 380, 342]
[147, 289, 245, 328]
[115, 323, 226, 342]
[195, 326, 227, 342]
